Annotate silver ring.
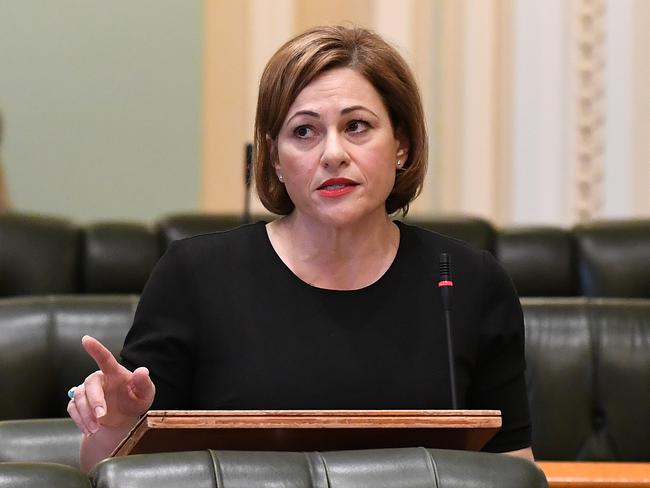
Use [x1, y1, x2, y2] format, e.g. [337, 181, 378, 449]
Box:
[67, 387, 77, 400]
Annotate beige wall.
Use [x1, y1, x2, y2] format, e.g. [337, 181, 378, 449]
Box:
[295, 1, 374, 29]
[633, 0, 650, 215]
[2, 1, 644, 223]
[437, 0, 513, 224]
[202, 1, 249, 214]
[201, 0, 438, 217]
[202, 0, 650, 224]
[201, 0, 531, 224]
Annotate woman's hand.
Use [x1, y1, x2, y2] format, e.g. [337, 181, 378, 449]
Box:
[67, 335, 155, 436]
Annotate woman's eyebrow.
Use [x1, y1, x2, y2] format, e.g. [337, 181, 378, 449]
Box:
[286, 110, 320, 124]
[285, 105, 378, 126]
[341, 105, 378, 118]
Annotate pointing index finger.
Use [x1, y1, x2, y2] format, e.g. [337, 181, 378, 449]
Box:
[81, 335, 122, 374]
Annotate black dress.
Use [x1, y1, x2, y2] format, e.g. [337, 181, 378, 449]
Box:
[121, 221, 531, 453]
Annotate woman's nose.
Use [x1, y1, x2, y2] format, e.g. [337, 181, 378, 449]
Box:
[320, 132, 349, 168]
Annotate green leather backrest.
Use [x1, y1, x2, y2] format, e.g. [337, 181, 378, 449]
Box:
[0, 419, 80, 468]
[521, 298, 650, 461]
[0, 296, 138, 419]
[90, 448, 547, 488]
[0, 462, 91, 488]
[1, 296, 648, 464]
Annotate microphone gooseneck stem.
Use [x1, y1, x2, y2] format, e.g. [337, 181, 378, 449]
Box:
[444, 308, 458, 409]
[439, 252, 458, 409]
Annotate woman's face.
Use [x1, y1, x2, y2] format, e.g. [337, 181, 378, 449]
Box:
[273, 67, 408, 227]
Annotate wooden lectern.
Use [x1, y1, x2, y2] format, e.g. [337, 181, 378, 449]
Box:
[112, 410, 501, 457]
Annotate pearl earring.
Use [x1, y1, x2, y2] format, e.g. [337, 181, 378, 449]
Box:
[396, 160, 402, 168]
[278, 174, 284, 182]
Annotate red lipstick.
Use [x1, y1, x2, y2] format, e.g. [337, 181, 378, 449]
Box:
[316, 178, 359, 198]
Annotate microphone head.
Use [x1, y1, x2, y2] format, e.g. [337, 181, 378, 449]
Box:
[439, 253, 452, 281]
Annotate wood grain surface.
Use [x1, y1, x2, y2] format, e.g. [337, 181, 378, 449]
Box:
[112, 409, 501, 457]
[538, 461, 650, 488]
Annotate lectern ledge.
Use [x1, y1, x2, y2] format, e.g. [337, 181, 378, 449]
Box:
[112, 409, 501, 457]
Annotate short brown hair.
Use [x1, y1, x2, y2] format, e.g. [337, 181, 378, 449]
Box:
[254, 25, 427, 215]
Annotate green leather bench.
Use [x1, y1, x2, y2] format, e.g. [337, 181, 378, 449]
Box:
[1, 295, 648, 465]
[0, 448, 547, 488]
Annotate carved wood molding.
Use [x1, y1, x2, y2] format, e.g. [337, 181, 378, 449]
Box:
[575, 0, 606, 223]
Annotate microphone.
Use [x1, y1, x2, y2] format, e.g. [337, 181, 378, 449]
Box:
[438, 253, 458, 409]
[243, 143, 253, 224]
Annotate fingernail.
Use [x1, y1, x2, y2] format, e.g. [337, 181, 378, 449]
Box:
[95, 406, 105, 418]
[89, 421, 99, 433]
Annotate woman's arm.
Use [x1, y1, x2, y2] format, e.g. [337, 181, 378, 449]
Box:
[79, 421, 138, 473]
[68, 336, 155, 473]
[469, 251, 533, 455]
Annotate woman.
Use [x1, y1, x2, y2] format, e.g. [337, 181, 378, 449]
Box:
[68, 26, 533, 472]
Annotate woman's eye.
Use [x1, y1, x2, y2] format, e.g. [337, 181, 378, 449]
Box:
[294, 126, 314, 138]
[347, 120, 369, 134]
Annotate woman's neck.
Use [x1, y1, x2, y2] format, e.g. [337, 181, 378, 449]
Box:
[266, 210, 400, 290]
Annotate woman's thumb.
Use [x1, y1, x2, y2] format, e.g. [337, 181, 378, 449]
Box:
[130, 367, 155, 400]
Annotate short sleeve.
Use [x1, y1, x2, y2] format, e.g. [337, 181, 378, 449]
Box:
[469, 251, 532, 452]
[120, 241, 197, 409]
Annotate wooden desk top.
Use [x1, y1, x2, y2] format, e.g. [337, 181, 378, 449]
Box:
[537, 461, 650, 488]
[113, 409, 501, 457]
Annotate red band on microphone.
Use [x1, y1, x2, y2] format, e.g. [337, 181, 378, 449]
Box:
[438, 280, 454, 287]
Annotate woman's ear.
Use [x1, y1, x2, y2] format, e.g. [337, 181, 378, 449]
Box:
[266, 134, 284, 181]
[395, 128, 410, 165]
[266, 134, 279, 170]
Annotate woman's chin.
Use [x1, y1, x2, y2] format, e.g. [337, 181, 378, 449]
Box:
[299, 204, 388, 229]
